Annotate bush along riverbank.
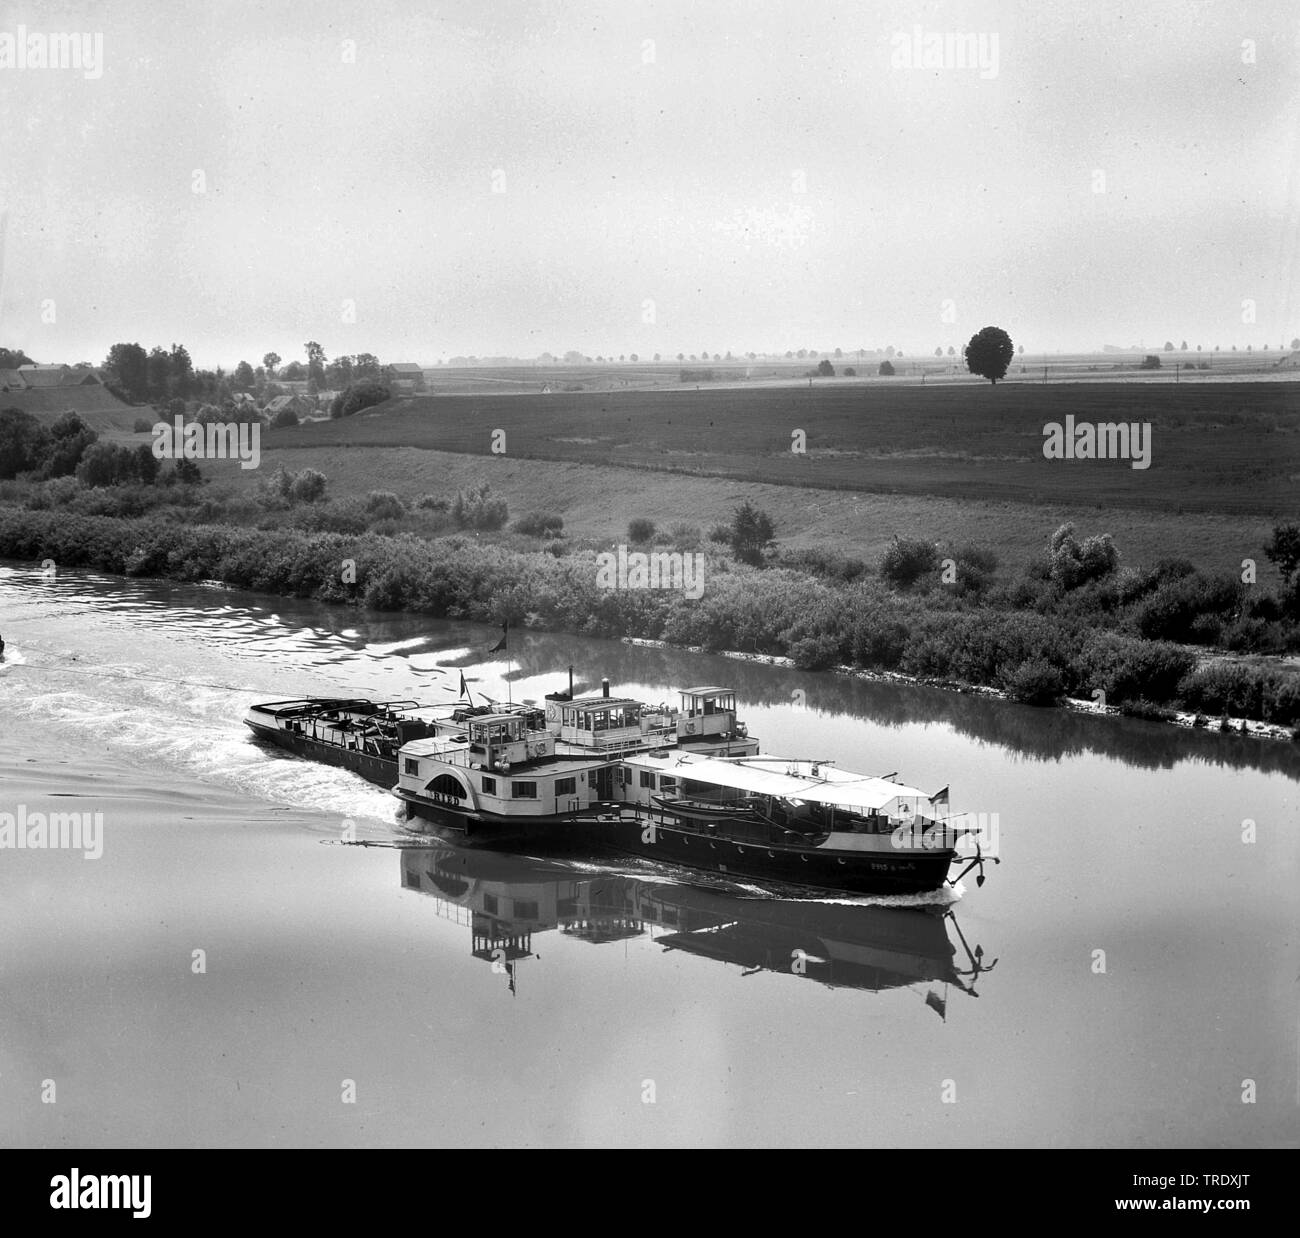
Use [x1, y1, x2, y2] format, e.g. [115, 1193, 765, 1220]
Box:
[1, 507, 1298, 735]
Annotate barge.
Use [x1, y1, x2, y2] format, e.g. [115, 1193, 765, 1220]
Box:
[246, 675, 989, 896]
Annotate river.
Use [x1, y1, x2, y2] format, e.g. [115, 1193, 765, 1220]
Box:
[1, 563, 1296, 1148]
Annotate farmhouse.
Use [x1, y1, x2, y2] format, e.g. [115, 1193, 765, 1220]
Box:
[3, 363, 102, 389]
[265, 394, 314, 418]
[387, 363, 426, 394]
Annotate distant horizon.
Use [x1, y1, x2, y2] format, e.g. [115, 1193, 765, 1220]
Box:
[2, 0, 1296, 374]
[7, 337, 1299, 375]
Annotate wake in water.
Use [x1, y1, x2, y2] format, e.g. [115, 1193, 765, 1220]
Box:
[4, 648, 402, 831]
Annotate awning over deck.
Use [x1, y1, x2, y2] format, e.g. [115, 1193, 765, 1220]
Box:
[629, 752, 938, 811]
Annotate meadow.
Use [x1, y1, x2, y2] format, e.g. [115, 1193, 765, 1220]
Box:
[268, 381, 1298, 518]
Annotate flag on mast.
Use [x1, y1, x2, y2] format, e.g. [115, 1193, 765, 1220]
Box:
[458, 670, 470, 700]
[488, 622, 507, 653]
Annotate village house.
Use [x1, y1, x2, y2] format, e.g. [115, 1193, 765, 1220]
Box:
[264, 394, 315, 419]
[2, 364, 102, 390]
[387, 363, 426, 394]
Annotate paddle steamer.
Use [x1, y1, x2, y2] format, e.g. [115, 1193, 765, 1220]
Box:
[246, 675, 988, 895]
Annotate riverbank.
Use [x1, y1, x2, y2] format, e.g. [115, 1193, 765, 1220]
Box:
[2, 506, 1297, 736]
[621, 639, 1297, 743]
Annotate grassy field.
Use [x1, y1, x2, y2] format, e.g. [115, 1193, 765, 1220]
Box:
[263, 381, 1298, 517]
[204, 444, 1280, 583]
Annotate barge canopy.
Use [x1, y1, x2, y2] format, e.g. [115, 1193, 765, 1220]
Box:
[627, 751, 942, 813]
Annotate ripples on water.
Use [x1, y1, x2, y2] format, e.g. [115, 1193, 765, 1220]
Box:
[3, 565, 1298, 1148]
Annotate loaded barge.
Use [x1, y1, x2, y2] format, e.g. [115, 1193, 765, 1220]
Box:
[245, 675, 989, 895]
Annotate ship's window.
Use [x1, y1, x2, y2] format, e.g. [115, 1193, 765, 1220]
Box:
[481, 775, 497, 795]
[639, 771, 655, 788]
[483, 893, 498, 915]
[513, 899, 539, 920]
[660, 777, 677, 794]
[404, 758, 419, 775]
[588, 770, 598, 788]
[555, 776, 576, 796]
[512, 781, 538, 799]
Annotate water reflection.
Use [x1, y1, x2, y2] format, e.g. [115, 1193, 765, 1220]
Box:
[5, 564, 1295, 780]
[494, 635, 1300, 779]
[398, 846, 996, 1013]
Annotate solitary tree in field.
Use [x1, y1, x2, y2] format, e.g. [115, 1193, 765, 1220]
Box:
[816, 359, 835, 377]
[1264, 523, 1300, 587]
[1291, 338, 1300, 350]
[947, 345, 956, 356]
[935, 346, 943, 357]
[729, 501, 775, 567]
[964, 326, 1014, 384]
[263, 351, 281, 378]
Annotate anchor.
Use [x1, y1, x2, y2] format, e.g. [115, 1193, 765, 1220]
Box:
[947, 837, 1000, 888]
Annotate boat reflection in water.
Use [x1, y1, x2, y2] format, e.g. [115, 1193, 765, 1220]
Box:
[399, 847, 996, 1013]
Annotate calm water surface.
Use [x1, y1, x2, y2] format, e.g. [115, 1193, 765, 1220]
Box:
[1, 565, 1296, 1147]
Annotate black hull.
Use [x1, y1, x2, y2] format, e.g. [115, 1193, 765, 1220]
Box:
[398, 795, 954, 896]
[601, 819, 953, 895]
[246, 720, 398, 788]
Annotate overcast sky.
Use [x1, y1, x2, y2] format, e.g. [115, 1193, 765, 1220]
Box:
[0, 0, 1296, 368]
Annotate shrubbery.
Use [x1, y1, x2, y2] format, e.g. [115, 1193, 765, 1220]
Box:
[1001, 658, 1065, 705]
[451, 483, 507, 530]
[365, 491, 406, 521]
[0, 502, 1296, 728]
[290, 469, 327, 503]
[329, 379, 390, 419]
[513, 512, 564, 538]
[1048, 523, 1119, 589]
[880, 537, 938, 588]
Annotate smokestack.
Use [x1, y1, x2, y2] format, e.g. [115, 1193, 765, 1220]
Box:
[568, 665, 574, 699]
[602, 677, 610, 698]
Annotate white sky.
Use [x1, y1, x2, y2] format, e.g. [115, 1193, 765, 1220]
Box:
[0, 0, 1296, 368]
